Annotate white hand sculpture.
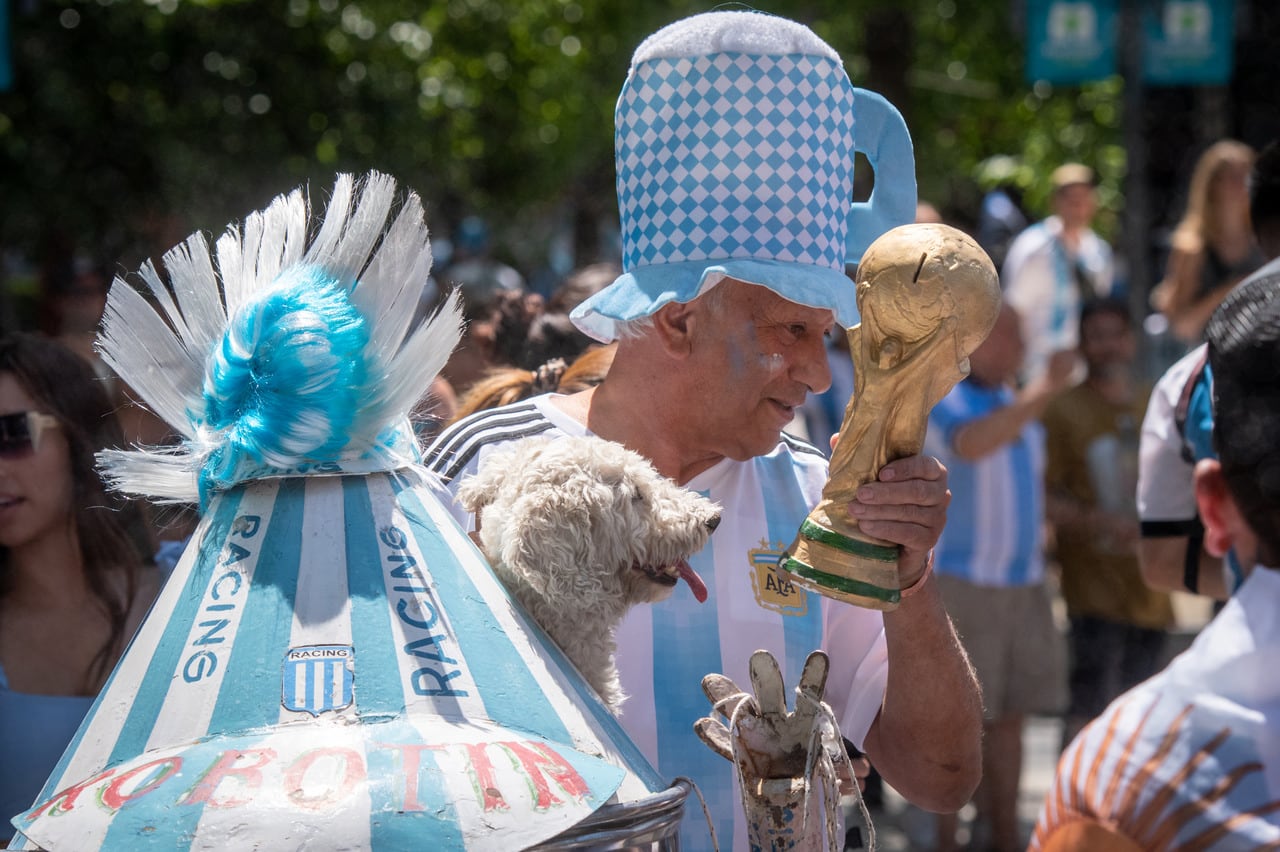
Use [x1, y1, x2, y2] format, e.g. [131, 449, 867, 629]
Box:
[694, 650, 874, 851]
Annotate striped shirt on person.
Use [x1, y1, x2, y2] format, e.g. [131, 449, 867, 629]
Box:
[925, 380, 1047, 587]
[424, 394, 888, 850]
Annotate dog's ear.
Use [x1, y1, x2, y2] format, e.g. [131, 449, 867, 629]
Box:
[496, 491, 591, 598]
[456, 469, 496, 512]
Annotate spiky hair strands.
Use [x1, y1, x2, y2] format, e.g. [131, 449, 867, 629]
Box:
[96, 172, 462, 507]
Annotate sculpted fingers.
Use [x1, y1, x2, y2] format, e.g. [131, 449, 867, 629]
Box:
[797, 651, 829, 703]
[702, 672, 750, 719]
[749, 650, 787, 719]
[694, 717, 734, 762]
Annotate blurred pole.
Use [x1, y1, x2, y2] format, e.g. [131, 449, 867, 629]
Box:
[1119, 2, 1153, 367]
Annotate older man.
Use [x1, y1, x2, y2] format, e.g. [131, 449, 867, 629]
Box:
[426, 10, 981, 848]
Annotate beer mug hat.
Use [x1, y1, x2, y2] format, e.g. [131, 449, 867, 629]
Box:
[571, 10, 916, 342]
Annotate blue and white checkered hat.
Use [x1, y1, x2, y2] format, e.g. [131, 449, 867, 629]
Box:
[571, 10, 917, 342]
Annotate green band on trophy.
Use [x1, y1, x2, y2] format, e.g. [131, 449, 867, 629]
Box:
[780, 555, 902, 604]
[799, 519, 899, 563]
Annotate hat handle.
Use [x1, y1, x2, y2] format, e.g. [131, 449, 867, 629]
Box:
[846, 89, 918, 265]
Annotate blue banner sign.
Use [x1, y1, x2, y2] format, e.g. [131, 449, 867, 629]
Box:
[1027, 0, 1120, 84]
[0, 0, 12, 92]
[1142, 0, 1235, 85]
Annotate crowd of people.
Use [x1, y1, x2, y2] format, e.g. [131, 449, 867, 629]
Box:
[2, 7, 1279, 851]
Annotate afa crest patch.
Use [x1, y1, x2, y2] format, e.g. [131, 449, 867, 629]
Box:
[749, 539, 809, 617]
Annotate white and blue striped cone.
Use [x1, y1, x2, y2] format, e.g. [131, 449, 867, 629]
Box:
[12, 473, 667, 850]
[8, 174, 678, 851]
[570, 10, 917, 343]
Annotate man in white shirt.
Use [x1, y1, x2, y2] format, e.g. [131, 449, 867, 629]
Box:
[425, 10, 981, 849]
[1032, 266, 1280, 850]
[1003, 163, 1115, 381]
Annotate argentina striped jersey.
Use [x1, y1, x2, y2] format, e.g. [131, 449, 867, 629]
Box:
[424, 395, 889, 851]
[925, 380, 1046, 587]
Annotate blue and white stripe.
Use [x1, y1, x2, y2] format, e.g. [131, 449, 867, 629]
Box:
[12, 472, 664, 851]
[926, 380, 1046, 587]
[426, 396, 889, 851]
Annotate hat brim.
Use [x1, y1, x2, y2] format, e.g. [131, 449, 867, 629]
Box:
[570, 259, 860, 342]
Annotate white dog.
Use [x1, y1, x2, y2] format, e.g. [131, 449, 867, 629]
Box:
[456, 435, 720, 714]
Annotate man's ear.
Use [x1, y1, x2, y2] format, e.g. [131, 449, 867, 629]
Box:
[1195, 459, 1246, 557]
[652, 301, 696, 358]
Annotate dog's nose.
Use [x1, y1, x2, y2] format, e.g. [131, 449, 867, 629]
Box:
[705, 514, 721, 533]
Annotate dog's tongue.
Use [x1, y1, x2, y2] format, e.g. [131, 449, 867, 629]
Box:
[677, 558, 708, 603]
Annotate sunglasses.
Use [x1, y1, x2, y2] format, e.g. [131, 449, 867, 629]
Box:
[0, 411, 61, 459]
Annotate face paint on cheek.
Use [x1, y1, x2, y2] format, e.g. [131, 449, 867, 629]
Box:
[722, 322, 756, 381]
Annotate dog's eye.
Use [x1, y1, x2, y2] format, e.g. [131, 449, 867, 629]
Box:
[631, 488, 644, 503]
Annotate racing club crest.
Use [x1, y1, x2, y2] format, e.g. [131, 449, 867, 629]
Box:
[283, 644, 354, 716]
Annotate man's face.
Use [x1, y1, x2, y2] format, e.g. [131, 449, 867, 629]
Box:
[1080, 310, 1134, 376]
[683, 280, 835, 460]
[1053, 183, 1098, 230]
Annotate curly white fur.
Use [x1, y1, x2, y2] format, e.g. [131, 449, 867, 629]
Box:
[457, 435, 720, 714]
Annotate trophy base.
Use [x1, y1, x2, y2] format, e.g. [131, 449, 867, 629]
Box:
[780, 518, 902, 611]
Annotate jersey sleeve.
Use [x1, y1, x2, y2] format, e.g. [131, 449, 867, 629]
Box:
[1137, 347, 1205, 528]
[821, 598, 888, 751]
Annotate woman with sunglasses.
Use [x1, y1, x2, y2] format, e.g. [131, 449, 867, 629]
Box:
[0, 333, 162, 843]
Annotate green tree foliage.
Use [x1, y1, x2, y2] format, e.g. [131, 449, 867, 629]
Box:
[0, 0, 1124, 279]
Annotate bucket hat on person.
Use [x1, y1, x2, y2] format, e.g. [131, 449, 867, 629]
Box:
[571, 10, 917, 342]
[1050, 162, 1096, 191]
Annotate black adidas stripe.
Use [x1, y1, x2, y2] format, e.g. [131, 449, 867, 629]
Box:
[424, 403, 557, 483]
[422, 402, 542, 469]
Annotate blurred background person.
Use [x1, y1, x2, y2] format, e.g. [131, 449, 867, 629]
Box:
[545, 261, 619, 315]
[925, 303, 1074, 852]
[515, 261, 619, 370]
[1138, 140, 1280, 602]
[0, 333, 163, 844]
[974, 154, 1031, 274]
[437, 215, 534, 398]
[1003, 163, 1115, 382]
[440, 214, 526, 301]
[1031, 266, 1280, 852]
[1041, 298, 1173, 747]
[915, 199, 944, 225]
[1152, 140, 1262, 346]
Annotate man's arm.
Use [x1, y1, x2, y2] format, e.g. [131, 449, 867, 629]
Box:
[1138, 534, 1229, 600]
[849, 454, 984, 812]
[951, 350, 1076, 461]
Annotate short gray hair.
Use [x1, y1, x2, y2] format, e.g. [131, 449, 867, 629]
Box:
[610, 279, 735, 342]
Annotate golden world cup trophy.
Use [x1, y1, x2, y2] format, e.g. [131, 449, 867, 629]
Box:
[781, 223, 1001, 610]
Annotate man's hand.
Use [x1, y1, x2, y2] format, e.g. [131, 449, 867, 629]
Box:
[847, 454, 949, 582]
